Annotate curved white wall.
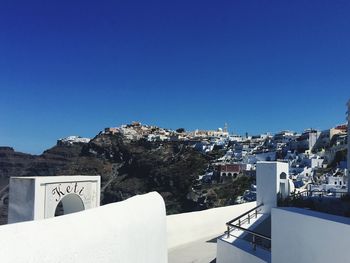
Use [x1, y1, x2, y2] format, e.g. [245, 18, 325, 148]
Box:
[167, 202, 257, 249]
[0, 192, 167, 263]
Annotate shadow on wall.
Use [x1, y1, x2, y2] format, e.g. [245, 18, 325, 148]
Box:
[0, 192, 167, 263]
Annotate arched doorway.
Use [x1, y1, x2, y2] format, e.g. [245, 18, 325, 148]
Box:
[54, 193, 85, 217]
[279, 172, 288, 198]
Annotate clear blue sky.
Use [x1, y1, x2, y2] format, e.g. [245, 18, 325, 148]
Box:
[0, 0, 349, 154]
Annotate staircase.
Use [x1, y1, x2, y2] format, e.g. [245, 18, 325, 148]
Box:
[217, 204, 271, 263]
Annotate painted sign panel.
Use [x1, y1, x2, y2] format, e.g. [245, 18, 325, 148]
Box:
[44, 181, 98, 218]
[8, 176, 100, 224]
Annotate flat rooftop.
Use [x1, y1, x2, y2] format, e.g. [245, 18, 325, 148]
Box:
[168, 233, 219, 263]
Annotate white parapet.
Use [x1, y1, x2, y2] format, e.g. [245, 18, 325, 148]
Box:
[217, 237, 270, 263]
[8, 176, 100, 224]
[0, 192, 167, 263]
[167, 201, 257, 250]
[272, 207, 350, 263]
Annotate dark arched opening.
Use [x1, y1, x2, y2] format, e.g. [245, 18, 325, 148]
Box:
[55, 194, 85, 217]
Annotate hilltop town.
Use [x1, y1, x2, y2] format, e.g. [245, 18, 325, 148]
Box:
[57, 121, 348, 204]
[0, 115, 349, 262]
[0, 120, 348, 222]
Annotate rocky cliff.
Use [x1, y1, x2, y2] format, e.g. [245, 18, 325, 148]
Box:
[0, 133, 209, 216]
[0, 132, 253, 223]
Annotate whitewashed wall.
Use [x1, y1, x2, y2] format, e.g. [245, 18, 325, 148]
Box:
[217, 238, 270, 263]
[272, 207, 350, 263]
[0, 192, 167, 263]
[167, 201, 257, 249]
[256, 162, 288, 213]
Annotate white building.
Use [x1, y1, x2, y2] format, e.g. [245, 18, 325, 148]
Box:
[243, 151, 277, 164]
[348, 100, 350, 192]
[216, 101, 350, 263]
[57, 136, 91, 145]
[216, 160, 350, 263]
[299, 155, 324, 169]
[2, 160, 350, 263]
[301, 129, 320, 151]
[229, 134, 243, 142]
[309, 172, 347, 194]
[327, 175, 347, 187]
[273, 130, 296, 144]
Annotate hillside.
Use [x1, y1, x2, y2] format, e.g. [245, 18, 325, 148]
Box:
[0, 131, 255, 224]
[0, 133, 211, 216]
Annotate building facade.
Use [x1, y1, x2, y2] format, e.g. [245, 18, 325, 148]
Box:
[348, 100, 350, 192]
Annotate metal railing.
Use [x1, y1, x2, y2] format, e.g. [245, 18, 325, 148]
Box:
[225, 203, 271, 251]
[0, 185, 9, 198]
[290, 189, 348, 199]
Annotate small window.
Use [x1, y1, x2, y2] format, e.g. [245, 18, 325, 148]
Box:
[335, 181, 337, 185]
[280, 172, 287, 180]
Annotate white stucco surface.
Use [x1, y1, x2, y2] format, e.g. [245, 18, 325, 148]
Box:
[168, 234, 218, 263]
[167, 201, 257, 250]
[8, 176, 100, 223]
[217, 238, 270, 263]
[272, 207, 350, 263]
[256, 162, 288, 213]
[0, 192, 167, 263]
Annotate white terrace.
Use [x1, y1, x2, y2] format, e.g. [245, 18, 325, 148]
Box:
[1, 159, 350, 262]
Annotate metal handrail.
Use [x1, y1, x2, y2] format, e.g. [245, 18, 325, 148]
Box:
[0, 185, 9, 198]
[225, 203, 271, 251]
[290, 189, 348, 199]
[226, 203, 263, 225]
[226, 224, 271, 241]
